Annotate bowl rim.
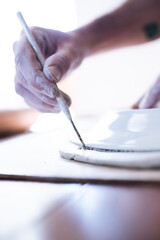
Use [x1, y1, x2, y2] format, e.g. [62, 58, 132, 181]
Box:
[113, 108, 160, 114]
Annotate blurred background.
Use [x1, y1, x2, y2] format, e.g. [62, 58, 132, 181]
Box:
[0, 0, 160, 130]
[1, 2, 160, 238]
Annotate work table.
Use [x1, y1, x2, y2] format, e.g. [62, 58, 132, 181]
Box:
[1, 181, 160, 240]
[1, 121, 160, 240]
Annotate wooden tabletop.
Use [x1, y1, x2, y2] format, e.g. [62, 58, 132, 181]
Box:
[1, 181, 160, 240]
[1, 119, 160, 240]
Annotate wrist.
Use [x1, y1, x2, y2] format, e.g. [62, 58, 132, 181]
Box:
[69, 14, 114, 57]
[69, 29, 91, 59]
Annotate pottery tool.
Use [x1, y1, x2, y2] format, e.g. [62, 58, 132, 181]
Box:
[17, 12, 86, 149]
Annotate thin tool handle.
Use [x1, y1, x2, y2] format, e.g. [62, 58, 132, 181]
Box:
[17, 11, 72, 121]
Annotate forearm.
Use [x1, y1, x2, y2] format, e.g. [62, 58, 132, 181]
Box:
[72, 0, 160, 56]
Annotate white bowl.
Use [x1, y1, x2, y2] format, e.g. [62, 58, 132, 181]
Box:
[60, 109, 160, 168]
[75, 108, 160, 151]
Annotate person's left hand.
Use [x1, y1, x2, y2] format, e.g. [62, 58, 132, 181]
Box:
[132, 76, 160, 109]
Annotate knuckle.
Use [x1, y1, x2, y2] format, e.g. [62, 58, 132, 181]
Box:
[30, 27, 43, 43]
[13, 41, 17, 53]
[15, 73, 28, 89]
[41, 95, 49, 103]
[29, 71, 37, 86]
[39, 100, 50, 108]
[24, 99, 34, 109]
[20, 27, 38, 37]
[30, 27, 40, 35]
[15, 84, 23, 95]
[52, 108, 61, 113]
[36, 104, 50, 113]
[36, 107, 46, 113]
[20, 75, 27, 85]
[29, 70, 42, 89]
[14, 51, 25, 68]
[38, 99, 59, 113]
[20, 30, 25, 37]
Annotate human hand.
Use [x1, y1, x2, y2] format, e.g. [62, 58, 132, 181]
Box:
[13, 27, 85, 113]
[132, 76, 160, 109]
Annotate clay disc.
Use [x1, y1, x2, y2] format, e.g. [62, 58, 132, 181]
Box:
[60, 142, 160, 169]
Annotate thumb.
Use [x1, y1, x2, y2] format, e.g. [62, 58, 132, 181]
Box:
[43, 51, 71, 83]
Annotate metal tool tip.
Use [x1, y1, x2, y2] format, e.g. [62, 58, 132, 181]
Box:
[70, 119, 86, 149]
[81, 141, 87, 150]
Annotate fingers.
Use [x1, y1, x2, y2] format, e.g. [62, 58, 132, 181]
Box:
[139, 87, 160, 109]
[14, 72, 71, 113]
[13, 36, 58, 98]
[132, 95, 144, 109]
[16, 84, 60, 113]
[59, 90, 72, 107]
[132, 77, 160, 109]
[13, 28, 73, 114]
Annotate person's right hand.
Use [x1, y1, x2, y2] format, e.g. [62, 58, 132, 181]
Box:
[13, 27, 85, 113]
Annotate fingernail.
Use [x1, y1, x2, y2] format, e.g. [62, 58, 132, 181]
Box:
[46, 87, 56, 98]
[38, 87, 55, 98]
[35, 75, 57, 98]
[44, 66, 62, 82]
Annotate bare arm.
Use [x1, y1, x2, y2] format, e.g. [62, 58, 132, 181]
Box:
[13, 0, 160, 112]
[73, 0, 160, 56]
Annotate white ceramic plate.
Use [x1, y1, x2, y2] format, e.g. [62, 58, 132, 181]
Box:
[60, 109, 160, 168]
[75, 108, 160, 151]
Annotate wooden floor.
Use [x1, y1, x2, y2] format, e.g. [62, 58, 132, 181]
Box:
[1, 181, 160, 240]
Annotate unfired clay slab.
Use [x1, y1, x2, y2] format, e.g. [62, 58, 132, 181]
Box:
[0, 129, 160, 183]
[60, 142, 160, 169]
